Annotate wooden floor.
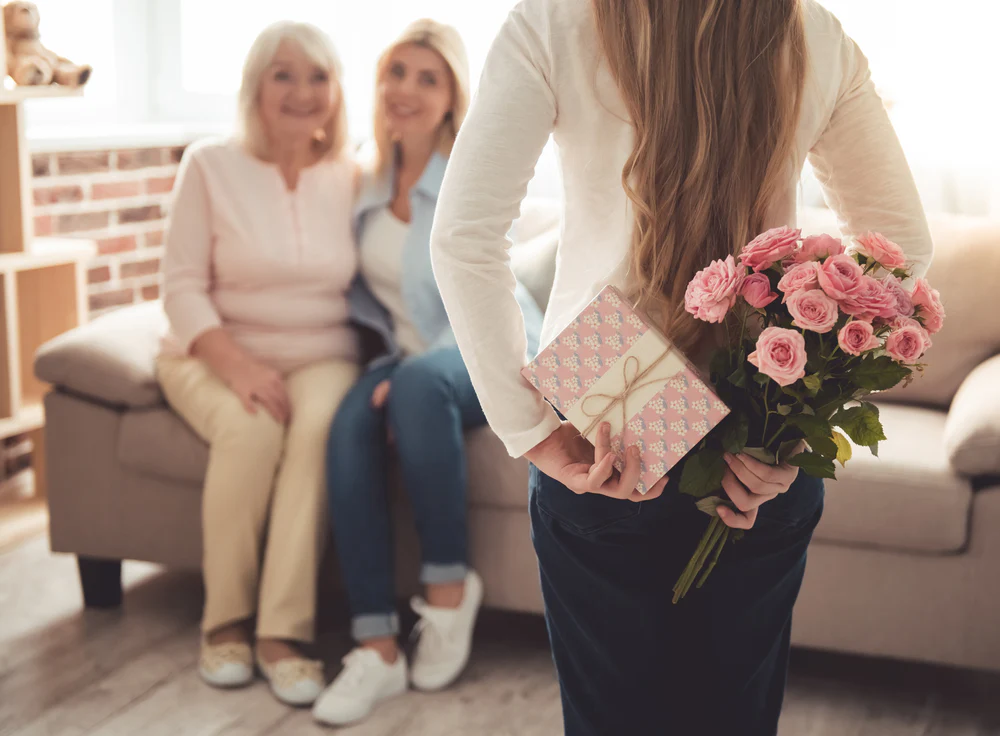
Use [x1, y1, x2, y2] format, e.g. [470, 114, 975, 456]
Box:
[3, 534, 1000, 735]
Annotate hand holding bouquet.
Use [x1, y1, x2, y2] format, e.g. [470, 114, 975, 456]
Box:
[673, 227, 944, 602]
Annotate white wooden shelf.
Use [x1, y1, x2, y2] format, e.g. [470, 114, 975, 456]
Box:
[0, 402, 43, 440]
[0, 83, 83, 105]
[0, 14, 90, 500]
[0, 238, 95, 273]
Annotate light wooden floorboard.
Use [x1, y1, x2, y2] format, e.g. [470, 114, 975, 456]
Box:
[3, 534, 1000, 735]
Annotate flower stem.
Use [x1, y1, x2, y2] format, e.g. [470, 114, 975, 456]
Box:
[762, 379, 773, 440]
[697, 526, 730, 588]
[673, 516, 725, 603]
[765, 423, 788, 450]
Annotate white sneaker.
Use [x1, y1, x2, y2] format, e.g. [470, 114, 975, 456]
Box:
[409, 570, 483, 692]
[199, 641, 254, 688]
[312, 648, 407, 726]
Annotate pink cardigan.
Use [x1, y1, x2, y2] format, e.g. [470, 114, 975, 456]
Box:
[160, 139, 360, 374]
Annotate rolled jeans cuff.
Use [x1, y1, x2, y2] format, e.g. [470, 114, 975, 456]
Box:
[351, 612, 400, 641]
[421, 562, 468, 585]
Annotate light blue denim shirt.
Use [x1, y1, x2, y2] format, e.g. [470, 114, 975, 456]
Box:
[347, 152, 544, 372]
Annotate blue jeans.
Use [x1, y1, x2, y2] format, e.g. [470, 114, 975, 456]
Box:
[530, 462, 825, 735]
[325, 346, 487, 641]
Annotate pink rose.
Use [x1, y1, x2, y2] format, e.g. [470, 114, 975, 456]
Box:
[886, 321, 931, 364]
[787, 288, 840, 333]
[891, 316, 933, 352]
[684, 255, 743, 323]
[748, 327, 808, 386]
[777, 261, 820, 301]
[792, 234, 845, 264]
[739, 226, 801, 272]
[837, 320, 880, 356]
[740, 273, 778, 308]
[817, 254, 864, 301]
[881, 274, 914, 318]
[910, 277, 945, 334]
[856, 232, 907, 270]
[839, 276, 897, 322]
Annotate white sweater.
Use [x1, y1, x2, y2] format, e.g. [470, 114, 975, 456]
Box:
[430, 0, 933, 458]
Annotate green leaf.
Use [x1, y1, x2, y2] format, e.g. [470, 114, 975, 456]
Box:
[787, 451, 838, 479]
[831, 430, 853, 467]
[868, 441, 880, 458]
[778, 439, 803, 463]
[786, 414, 834, 439]
[780, 384, 805, 400]
[695, 496, 726, 517]
[679, 450, 726, 498]
[719, 413, 749, 454]
[803, 373, 823, 396]
[808, 434, 839, 460]
[742, 446, 778, 465]
[832, 402, 887, 447]
[727, 365, 748, 388]
[776, 404, 792, 416]
[710, 350, 731, 382]
[753, 372, 771, 386]
[801, 404, 815, 416]
[850, 356, 912, 391]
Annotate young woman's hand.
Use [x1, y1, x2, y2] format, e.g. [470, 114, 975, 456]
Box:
[371, 380, 392, 409]
[715, 441, 807, 530]
[524, 421, 668, 503]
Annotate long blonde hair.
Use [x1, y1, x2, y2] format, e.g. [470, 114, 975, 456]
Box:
[372, 19, 470, 173]
[593, 1, 806, 353]
[237, 21, 350, 161]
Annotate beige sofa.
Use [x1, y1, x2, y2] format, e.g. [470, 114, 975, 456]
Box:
[36, 205, 1000, 671]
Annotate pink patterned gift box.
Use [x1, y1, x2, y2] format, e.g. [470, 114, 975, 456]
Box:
[522, 285, 729, 494]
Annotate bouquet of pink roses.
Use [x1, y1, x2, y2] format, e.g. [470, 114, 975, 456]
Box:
[672, 226, 944, 602]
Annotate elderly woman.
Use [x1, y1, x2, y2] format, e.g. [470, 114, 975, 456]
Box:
[311, 19, 544, 727]
[156, 21, 359, 706]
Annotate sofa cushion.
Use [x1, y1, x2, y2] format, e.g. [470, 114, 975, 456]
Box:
[116, 409, 534, 512]
[118, 407, 208, 485]
[944, 354, 1000, 476]
[465, 426, 532, 510]
[799, 207, 1000, 409]
[814, 403, 972, 554]
[35, 301, 168, 409]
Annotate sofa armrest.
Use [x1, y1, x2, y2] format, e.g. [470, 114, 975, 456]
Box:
[944, 353, 1000, 476]
[34, 301, 169, 409]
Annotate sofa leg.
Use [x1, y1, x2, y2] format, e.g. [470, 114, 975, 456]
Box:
[77, 556, 123, 609]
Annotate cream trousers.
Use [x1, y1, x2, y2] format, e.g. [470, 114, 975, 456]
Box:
[156, 356, 359, 642]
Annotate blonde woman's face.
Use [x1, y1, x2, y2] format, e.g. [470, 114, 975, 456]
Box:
[381, 43, 453, 142]
[258, 40, 337, 144]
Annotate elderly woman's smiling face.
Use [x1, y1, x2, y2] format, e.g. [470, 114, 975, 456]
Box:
[257, 39, 337, 144]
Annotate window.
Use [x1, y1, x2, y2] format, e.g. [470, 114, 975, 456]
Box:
[18, 1, 1000, 213]
[23, 0, 122, 127]
[156, 0, 516, 138]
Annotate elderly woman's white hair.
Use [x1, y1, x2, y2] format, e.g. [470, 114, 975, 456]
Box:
[237, 21, 349, 160]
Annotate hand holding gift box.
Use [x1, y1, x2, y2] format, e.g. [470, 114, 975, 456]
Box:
[522, 285, 730, 495]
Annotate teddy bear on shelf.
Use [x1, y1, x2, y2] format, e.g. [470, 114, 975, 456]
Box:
[3, 1, 91, 87]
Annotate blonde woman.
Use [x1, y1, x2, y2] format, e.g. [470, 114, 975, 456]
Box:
[311, 19, 543, 726]
[157, 22, 361, 706]
[432, 0, 933, 733]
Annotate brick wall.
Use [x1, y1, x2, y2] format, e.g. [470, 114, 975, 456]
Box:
[29, 145, 186, 317]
